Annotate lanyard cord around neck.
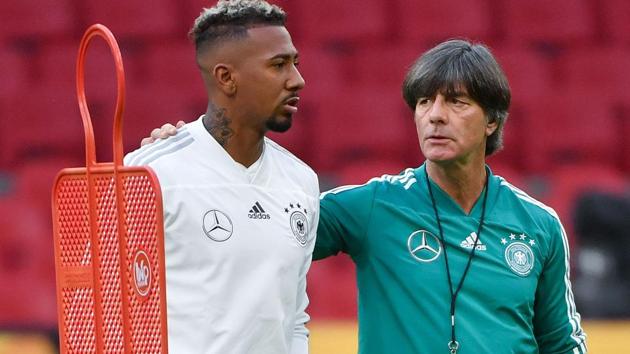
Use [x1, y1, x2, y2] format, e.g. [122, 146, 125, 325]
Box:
[424, 167, 489, 354]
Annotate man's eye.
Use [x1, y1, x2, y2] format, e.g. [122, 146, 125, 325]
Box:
[273, 62, 285, 68]
[417, 98, 430, 105]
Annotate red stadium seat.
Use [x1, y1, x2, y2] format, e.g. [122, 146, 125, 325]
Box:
[290, 0, 389, 45]
[345, 43, 429, 87]
[36, 40, 145, 102]
[485, 46, 556, 171]
[81, 0, 180, 39]
[0, 47, 32, 167]
[520, 94, 621, 173]
[622, 107, 630, 174]
[311, 86, 416, 170]
[502, 0, 596, 45]
[144, 41, 204, 95]
[0, 196, 57, 328]
[0, 47, 30, 99]
[5, 87, 83, 164]
[600, 0, 630, 43]
[293, 46, 348, 101]
[0, 0, 76, 40]
[561, 46, 630, 103]
[492, 45, 554, 102]
[394, 0, 494, 44]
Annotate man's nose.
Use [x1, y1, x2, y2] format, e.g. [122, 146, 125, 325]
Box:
[287, 65, 305, 91]
[428, 96, 447, 123]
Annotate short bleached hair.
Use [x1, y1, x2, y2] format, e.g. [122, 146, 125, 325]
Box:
[189, 0, 286, 54]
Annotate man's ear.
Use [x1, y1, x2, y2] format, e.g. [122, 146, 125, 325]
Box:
[213, 63, 236, 96]
[486, 119, 498, 137]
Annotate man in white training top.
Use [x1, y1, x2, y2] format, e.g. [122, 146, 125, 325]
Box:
[125, 1, 318, 353]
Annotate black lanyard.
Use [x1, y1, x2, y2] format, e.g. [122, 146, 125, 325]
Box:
[424, 167, 489, 354]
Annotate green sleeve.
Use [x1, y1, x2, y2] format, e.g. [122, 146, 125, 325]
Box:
[533, 217, 587, 354]
[313, 184, 377, 261]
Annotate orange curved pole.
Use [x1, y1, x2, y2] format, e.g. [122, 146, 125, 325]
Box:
[76, 23, 126, 168]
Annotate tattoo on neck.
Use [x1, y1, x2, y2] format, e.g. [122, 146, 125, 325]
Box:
[203, 107, 233, 147]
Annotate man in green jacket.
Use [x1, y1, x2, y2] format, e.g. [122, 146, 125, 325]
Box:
[315, 39, 587, 354]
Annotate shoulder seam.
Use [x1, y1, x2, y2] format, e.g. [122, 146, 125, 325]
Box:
[320, 168, 416, 199]
[132, 133, 194, 166]
[499, 178, 559, 219]
[357, 179, 379, 259]
[126, 128, 191, 166]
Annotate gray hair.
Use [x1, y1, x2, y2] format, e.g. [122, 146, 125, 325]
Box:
[189, 0, 286, 53]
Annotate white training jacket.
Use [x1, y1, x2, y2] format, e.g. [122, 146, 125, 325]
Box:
[124, 116, 319, 354]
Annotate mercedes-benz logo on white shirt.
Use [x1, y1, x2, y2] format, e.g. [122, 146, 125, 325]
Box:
[203, 209, 233, 242]
[407, 229, 442, 262]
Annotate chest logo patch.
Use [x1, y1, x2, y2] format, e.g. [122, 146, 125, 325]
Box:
[407, 230, 442, 263]
[285, 202, 309, 246]
[202, 209, 233, 242]
[501, 233, 535, 276]
[460, 231, 487, 251]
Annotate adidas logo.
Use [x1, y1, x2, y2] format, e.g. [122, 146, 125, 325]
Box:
[248, 201, 271, 220]
[460, 232, 487, 251]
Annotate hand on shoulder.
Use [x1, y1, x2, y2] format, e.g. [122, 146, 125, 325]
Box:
[140, 120, 186, 147]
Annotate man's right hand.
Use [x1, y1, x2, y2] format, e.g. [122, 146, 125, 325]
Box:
[141, 120, 186, 147]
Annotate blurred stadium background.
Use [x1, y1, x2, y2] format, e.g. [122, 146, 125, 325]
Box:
[1, 0, 629, 353]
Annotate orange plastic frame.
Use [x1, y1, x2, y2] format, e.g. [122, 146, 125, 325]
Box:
[51, 24, 168, 353]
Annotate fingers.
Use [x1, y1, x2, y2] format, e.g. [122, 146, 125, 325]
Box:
[141, 122, 183, 147]
[140, 137, 155, 147]
[163, 123, 178, 135]
[149, 124, 174, 140]
[150, 127, 164, 140]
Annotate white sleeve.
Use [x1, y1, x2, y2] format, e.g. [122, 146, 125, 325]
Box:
[290, 333, 309, 354]
[290, 193, 319, 354]
[290, 254, 311, 354]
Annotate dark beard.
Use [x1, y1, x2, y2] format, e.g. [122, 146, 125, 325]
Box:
[265, 115, 292, 133]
